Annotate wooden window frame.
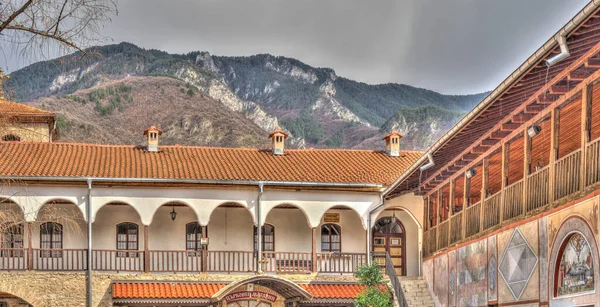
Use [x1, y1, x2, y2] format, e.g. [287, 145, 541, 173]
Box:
[40, 222, 63, 258]
[1, 224, 24, 257]
[186, 222, 204, 255]
[254, 224, 275, 252]
[320, 223, 341, 253]
[116, 222, 139, 258]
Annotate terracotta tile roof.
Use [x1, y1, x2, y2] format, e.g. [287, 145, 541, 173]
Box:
[112, 282, 226, 299]
[112, 282, 366, 300]
[299, 283, 367, 299]
[0, 142, 422, 185]
[0, 100, 54, 115]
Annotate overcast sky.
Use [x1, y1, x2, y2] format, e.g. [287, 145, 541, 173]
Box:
[0, 0, 590, 94]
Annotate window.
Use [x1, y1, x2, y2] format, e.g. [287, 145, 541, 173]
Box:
[1, 224, 24, 257]
[254, 224, 275, 252]
[116, 222, 138, 257]
[186, 222, 203, 255]
[2, 134, 20, 141]
[321, 224, 341, 252]
[40, 222, 62, 258]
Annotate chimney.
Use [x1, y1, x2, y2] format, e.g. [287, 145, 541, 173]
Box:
[269, 127, 288, 155]
[384, 130, 403, 157]
[144, 125, 162, 152]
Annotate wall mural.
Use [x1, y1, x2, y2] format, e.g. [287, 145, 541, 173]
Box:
[448, 250, 456, 307]
[556, 232, 595, 296]
[457, 240, 487, 306]
[498, 228, 538, 300]
[487, 235, 498, 302]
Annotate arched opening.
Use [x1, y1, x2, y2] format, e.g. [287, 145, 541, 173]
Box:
[554, 231, 595, 297]
[148, 202, 203, 272]
[0, 291, 34, 306]
[212, 275, 312, 305]
[0, 199, 25, 266]
[372, 213, 407, 276]
[206, 202, 255, 272]
[317, 205, 366, 254]
[1, 134, 20, 142]
[93, 202, 144, 271]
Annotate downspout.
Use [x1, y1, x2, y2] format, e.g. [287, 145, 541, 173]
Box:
[256, 182, 264, 274]
[86, 178, 93, 307]
[546, 34, 570, 67]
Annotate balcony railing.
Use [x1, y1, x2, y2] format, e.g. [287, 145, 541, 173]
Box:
[0, 249, 367, 274]
[483, 191, 501, 230]
[555, 149, 581, 200]
[423, 139, 600, 258]
[527, 166, 549, 212]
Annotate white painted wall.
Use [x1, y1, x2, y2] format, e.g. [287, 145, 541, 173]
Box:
[265, 208, 312, 252]
[207, 207, 254, 251]
[316, 209, 366, 253]
[92, 204, 144, 250]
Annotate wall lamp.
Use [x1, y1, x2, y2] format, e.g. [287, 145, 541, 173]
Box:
[527, 125, 542, 138]
[170, 206, 177, 221]
[466, 168, 477, 179]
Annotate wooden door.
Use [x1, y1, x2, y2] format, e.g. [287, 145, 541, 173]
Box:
[372, 216, 406, 276]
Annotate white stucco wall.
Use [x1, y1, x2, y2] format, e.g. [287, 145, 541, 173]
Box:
[316, 208, 366, 253]
[207, 207, 254, 251]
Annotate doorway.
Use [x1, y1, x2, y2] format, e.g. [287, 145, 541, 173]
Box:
[372, 216, 406, 276]
[228, 301, 272, 307]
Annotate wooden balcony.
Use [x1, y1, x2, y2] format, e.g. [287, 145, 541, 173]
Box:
[0, 248, 367, 274]
[423, 136, 600, 258]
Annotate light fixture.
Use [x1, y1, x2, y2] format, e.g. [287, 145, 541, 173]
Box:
[527, 125, 542, 138]
[466, 168, 477, 179]
[170, 206, 177, 221]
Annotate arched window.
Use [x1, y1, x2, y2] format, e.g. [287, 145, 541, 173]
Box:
[2, 134, 20, 142]
[373, 216, 405, 234]
[1, 224, 24, 257]
[321, 224, 341, 252]
[186, 222, 203, 253]
[40, 222, 62, 258]
[254, 224, 275, 252]
[556, 232, 595, 297]
[116, 222, 138, 257]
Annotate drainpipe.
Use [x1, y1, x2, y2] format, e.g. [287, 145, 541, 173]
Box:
[546, 34, 570, 67]
[256, 182, 264, 274]
[86, 178, 93, 307]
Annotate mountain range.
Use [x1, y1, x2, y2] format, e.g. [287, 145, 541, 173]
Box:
[4, 42, 488, 150]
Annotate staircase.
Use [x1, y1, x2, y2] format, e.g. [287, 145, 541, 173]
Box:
[398, 277, 435, 307]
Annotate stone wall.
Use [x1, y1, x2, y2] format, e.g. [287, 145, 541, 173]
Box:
[1, 122, 51, 142]
[0, 272, 357, 307]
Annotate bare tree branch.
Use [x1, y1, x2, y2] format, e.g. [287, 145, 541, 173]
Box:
[0, 0, 33, 32]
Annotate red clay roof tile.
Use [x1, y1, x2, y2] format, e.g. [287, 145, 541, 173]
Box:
[0, 142, 422, 185]
[0, 100, 54, 115]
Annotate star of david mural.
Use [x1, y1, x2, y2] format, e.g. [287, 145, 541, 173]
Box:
[498, 228, 538, 300]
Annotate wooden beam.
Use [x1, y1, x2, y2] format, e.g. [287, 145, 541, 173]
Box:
[463, 153, 479, 160]
[569, 70, 590, 81]
[480, 157, 489, 231]
[462, 174, 469, 239]
[144, 225, 150, 273]
[537, 94, 559, 104]
[523, 130, 531, 215]
[491, 130, 511, 139]
[585, 58, 600, 68]
[580, 82, 592, 190]
[481, 138, 500, 146]
[525, 104, 545, 113]
[473, 146, 488, 154]
[513, 113, 535, 123]
[311, 228, 317, 272]
[550, 85, 569, 94]
[500, 142, 510, 223]
[548, 108, 560, 205]
[501, 123, 521, 131]
[449, 179, 456, 217]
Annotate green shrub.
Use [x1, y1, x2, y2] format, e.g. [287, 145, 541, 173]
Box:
[187, 88, 194, 96]
[354, 263, 391, 307]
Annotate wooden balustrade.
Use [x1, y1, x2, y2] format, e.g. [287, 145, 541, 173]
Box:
[262, 252, 312, 273]
[316, 252, 367, 273]
[449, 212, 463, 244]
[437, 220, 450, 250]
[206, 251, 255, 273]
[32, 249, 87, 271]
[92, 250, 144, 272]
[465, 201, 482, 238]
[0, 248, 27, 270]
[483, 191, 501, 230]
[504, 180, 523, 220]
[586, 137, 600, 186]
[526, 166, 549, 212]
[149, 250, 203, 272]
[555, 149, 581, 200]
[423, 227, 436, 258]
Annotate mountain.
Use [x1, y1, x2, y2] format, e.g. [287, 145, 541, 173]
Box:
[4, 42, 488, 150]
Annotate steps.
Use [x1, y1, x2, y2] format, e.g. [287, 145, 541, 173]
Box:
[397, 277, 435, 307]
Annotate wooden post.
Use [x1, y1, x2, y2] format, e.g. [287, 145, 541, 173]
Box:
[425, 195, 430, 231]
[144, 225, 149, 273]
[500, 141, 510, 223]
[448, 179, 456, 238]
[480, 157, 489, 231]
[461, 174, 469, 240]
[436, 189, 442, 225]
[523, 130, 531, 215]
[27, 222, 33, 270]
[311, 227, 317, 273]
[581, 83, 592, 189]
[549, 108, 560, 205]
[202, 225, 208, 272]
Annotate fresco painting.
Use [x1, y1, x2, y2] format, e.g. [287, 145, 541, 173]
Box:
[556, 232, 595, 296]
